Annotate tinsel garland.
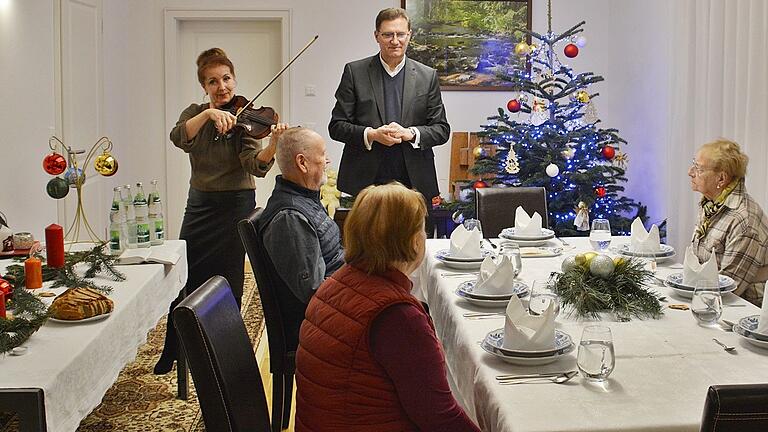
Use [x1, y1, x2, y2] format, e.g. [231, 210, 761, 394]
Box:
[0, 243, 125, 354]
[553, 258, 664, 321]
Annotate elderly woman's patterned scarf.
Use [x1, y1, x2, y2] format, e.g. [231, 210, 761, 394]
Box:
[693, 179, 739, 240]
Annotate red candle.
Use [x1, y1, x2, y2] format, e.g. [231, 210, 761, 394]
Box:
[45, 224, 65, 268]
[25, 256, 43, 289]
[0, 292, 6, 319]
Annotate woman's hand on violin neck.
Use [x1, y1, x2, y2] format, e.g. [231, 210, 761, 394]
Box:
[207, 108, 237, 134]
[270, 123, 290, 144]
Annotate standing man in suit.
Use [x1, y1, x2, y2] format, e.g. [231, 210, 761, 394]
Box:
[329, 7, 450, 234]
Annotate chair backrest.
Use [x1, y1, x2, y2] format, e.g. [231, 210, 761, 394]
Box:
[701, 383, 768, 432]
[173, 276, 271, 432]
[238, 208, 302, 373]
[475, 186, 549, 238]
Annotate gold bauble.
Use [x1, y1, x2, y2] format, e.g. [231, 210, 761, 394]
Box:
[613, 257, 626, 266]
[514, 41, 531, 56]
[576, 90, 590, 103]
[583, 251, 598, 265]
[94, 152, 118, 176]
[472, 146, 486, 158]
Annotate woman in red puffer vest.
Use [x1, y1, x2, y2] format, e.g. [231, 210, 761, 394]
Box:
[295, 183, 480, 432]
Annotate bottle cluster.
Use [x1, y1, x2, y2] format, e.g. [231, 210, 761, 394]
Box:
[108, 180, 165, 254]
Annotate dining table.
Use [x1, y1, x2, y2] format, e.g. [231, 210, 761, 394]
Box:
[0, 240, 187, 432]
[417, 236, 768, 432]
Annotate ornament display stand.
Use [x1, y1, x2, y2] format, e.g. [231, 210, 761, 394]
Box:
[46, 136, 117, 245]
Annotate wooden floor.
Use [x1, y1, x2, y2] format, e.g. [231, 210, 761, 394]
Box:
[257, 329, 297, 431]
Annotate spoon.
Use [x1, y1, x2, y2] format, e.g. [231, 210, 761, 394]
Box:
[498, 371, 578, 385]
[712, 338, 736, 352]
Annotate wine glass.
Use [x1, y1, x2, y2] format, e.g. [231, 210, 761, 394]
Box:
[589, 219, 612, 252]
[577, 325, 615, 382]
[691, 280, 722, 326]
[528, 280, 560, 317]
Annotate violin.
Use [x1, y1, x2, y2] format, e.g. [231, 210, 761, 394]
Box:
[216, 35, 318, 141]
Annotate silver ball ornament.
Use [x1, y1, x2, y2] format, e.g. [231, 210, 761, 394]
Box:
[589, 254, 615, 278]
[561, 255, 577, 273]
[452, 211, 465, 224]
[545, 163, 560, 177]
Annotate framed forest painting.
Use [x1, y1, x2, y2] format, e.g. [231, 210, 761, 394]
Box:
[401, 0, 531, 90]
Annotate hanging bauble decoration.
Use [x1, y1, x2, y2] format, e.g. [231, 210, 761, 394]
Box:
[576, 90, 590, 103]
[564, 43, 579, 58]
[94, 150, 118, 176]
[595, 186, 607, 198]
[46, 177, 70, 199]
[545, 163, 560, 177]
[42, 152, 67, 175]
[504, 148, 520, 174]
[589, 254, 616, 278]
[473, 180, 489, 189]
[64, 167, 85, 188]
[562, 147, 576, 160]
[452, 210, 465, 224]
[507, 99, 521, 113]
[575, 35, 587, 48]
[601, 145, 616, 160]
[472, 146, 487, 159]
[514, 41, 531, 56]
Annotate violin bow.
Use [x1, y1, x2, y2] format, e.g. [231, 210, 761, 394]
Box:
[235, 35, 319, 118]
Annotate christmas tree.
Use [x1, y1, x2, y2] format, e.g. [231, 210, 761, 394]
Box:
[457, 14, 646, 236]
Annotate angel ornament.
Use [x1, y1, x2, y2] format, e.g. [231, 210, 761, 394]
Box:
[320, 168, 342, 220]
[530, 97, 549, 126]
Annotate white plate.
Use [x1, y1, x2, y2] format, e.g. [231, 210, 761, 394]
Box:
[667, 284, 737, 299]
[481, 340, 575, 365]
[455, 289, 514, 308]
[665, 273, 736, 291]
[48, 312, 112, 324]
[617, 245, 676, 263]
[519, 247, 563, 258]
[457, 280, 529, 300]
[733, 318, 768, 349]
[484, 328, 573, 357]
[736, 315, 768, 342]
[498, 238, 551, 247]
[437, 257, 483, 270]
[435, 248, 492, 262]
[499, 227, 555, 241]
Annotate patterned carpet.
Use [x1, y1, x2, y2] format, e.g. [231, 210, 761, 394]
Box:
[1, 270, 264, 432]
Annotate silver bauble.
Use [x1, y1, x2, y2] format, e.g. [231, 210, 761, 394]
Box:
[561, 255, 577, 273]
[589, 254, 615, 278]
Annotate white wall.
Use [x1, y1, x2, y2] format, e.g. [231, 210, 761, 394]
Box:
[0, 0, 672, 241]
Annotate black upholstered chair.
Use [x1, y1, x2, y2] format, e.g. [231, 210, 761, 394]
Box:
[475, 186, 549, 238]
[238, 209, 303, 431]
[701, 384, 768, 431]
[173, 276, 271, 432]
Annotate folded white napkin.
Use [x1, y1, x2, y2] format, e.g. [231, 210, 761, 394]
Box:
[502, 295, 556, 351]
[474, 255, 517, 295]
[514, 206, 543, 237]
[758, 281, 768, 334]
[629, 218, 661, 253]
[449, 224, 482, 258]
[682, 246, 719, 287]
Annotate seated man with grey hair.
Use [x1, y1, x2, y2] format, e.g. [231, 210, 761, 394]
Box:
[258, 127, 344, 343]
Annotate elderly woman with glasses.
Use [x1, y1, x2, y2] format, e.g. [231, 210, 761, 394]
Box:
[294, 183, 480, 432]
[689, 139, 768, 305]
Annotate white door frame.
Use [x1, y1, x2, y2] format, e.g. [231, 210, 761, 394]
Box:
[163, 9, 291, 238]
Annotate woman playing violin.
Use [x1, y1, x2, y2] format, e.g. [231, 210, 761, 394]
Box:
[155, 47, 288, 374]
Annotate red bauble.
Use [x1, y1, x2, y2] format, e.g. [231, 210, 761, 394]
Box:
[507, 99, 521, 113]
[0, 277, 11, 297]
[43, 152, 67, 175]
[595, 186, 607, 198]
[473, 180, 488, 189]
[564, 43, 579, 58]
[601, 145, 615, 160]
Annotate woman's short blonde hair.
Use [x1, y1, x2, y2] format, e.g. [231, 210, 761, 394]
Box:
[344, 183, 426, 275]
[700, 139, 749, 179]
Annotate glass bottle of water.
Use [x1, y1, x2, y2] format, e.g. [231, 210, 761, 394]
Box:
[121, 184, 137, 248]
[148, 179, 165, 245]
[133, 182, 151, 248]
[108, 186, 125, 255]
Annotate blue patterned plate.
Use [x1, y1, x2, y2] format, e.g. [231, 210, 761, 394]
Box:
[736, 315, 768, 342]
[435, 248, 492, 262]
[733, 316, 768, 349]
[484, 328, 573, 358]
[481, 339, 575, 365]
[456, 280, 528, 300]
[664, 273, 735, 291]
[499, 227, 555, 241]
[617, 243, 676, 258]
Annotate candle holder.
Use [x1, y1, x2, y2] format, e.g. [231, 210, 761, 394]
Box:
[44, 136, 119, 244]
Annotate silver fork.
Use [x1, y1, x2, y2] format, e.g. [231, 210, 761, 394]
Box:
[498, 371, 578, 385]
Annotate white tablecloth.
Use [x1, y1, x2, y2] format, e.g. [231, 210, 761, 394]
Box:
[419, 237, 768, 432]
[0, 240, 187, 432]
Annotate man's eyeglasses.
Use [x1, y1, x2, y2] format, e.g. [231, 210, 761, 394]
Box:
[378, 31, 410, 41]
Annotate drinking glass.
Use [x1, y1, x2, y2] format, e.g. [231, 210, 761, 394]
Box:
[463, 218, 483, 236]
[691, 280, 722, 326]
[499, 243, 522, 276]
[577, 325, 615, 382]
[589, 219, 612, 251]
[528, 280, 560, 317]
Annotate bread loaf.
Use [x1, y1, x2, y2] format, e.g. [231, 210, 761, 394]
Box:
[51, 287, 114, 320]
